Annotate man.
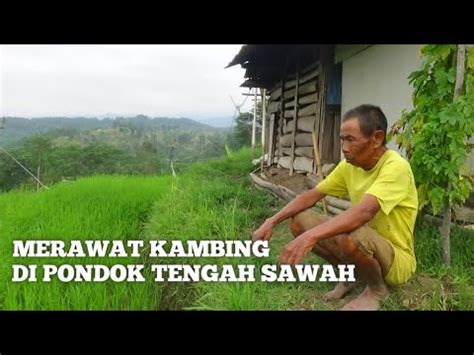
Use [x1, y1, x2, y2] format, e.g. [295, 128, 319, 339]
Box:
[252, 104, 418, 310]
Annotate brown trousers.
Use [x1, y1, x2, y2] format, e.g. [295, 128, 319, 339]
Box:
[291, 210, 395, 277]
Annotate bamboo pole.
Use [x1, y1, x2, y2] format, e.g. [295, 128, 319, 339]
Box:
[312, 131, 328, 215]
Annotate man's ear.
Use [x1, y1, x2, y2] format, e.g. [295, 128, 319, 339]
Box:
[372, 130, 385, 147]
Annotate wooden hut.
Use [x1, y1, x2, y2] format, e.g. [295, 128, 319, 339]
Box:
[227, 45, 342, 176]
[227, 44, 474, 223]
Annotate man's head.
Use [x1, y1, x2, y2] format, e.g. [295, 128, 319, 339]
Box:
[340, 104, 388, 169]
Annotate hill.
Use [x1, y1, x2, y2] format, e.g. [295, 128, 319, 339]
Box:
[0, 115, 219, 147]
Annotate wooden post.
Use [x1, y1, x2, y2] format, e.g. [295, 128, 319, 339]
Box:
[440, 44, 466, 266]
[312, 131, 328, 215]
[289, 62, 300, 176]
[260, 88, 267, 172]
[454, 45, 466, 100]
[268, 113, 275, 165]
[277, 79, 285, 162]
[252, 88, 257, 154]
[314, 47, 330, 167]
[333, 112, 341, 162]
[262, 89, 267, 154]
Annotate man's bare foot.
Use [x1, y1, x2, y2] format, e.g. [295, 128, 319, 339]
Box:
[341, 285, 388, 310]
[324, 282, 357, 300]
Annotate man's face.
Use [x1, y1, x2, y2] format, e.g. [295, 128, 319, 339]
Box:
[340, 117, 373, 168]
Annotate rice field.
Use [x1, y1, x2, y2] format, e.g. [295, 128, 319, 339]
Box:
[0, 148, 472, 310]
[0, 175, 172, 309]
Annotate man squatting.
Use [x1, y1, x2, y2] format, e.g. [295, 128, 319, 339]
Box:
[252, 104, 418, 310]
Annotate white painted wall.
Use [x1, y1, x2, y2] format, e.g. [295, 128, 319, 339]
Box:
[340, 44, 473, 175]
[340, 44, 422, 152]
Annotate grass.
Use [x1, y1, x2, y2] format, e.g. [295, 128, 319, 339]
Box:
[144, 147, 474, 310]
[381, 220, 474, 310]
[0, 147, 473, 310]
[0, 175, 172, 309]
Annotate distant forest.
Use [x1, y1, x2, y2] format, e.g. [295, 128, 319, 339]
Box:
[0, 114, 258, 192]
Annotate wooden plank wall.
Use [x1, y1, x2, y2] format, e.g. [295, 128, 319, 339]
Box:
[265, 60, 341, 174]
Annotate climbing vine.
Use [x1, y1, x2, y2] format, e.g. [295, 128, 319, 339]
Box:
[390, 45, 474, 216]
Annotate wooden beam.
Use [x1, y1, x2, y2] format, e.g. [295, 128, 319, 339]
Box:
[267, 101, 279, 113]
[299, 92, 318, 105]
[313, 46, 330, 172]
[250, 172, 297, 201]
[293, 157, 314, 173]
[295, 147, 315, 158]
[268, 113, 276, 164]
[270, 87, 282, 101]
[251, 88, 257, 151]
[299, 80, 317, 96]
[280, 147, 292, 156]
[333, 112, 341, 162]
[327, 205, 345, 216]
[261, 88, 267, 169]
[282, 119, 294, 134]
[298, 103, 317, 117]
[300, 60, 319, 75]
[286, 92, 318, 107]
[280, 133, 313, 147]
[289, 64, 300, 176]
[283, 80, 317, 100]
[325, 195, 351, 210]
[278, 156, 292, 169]
[312, 131, 327, 214]
[297, 115, 316, 132]
[299, 66, 319, 85]
[277, 79, 285, 161]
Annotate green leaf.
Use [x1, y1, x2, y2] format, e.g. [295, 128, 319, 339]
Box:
[467, 47, 474, 70]
[437, 45, 453, 61]
[439, 110, 450, 124]
[447, 67, 456, 84]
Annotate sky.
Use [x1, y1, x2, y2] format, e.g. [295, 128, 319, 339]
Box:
[0, 45, 254, 124]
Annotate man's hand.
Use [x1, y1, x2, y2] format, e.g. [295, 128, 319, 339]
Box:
[252, 218, 275, 241]
[251, 189, 326, 243]
[279, 233, 315, 265]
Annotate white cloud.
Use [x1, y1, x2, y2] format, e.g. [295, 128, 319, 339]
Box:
[0, 45, 254, 122]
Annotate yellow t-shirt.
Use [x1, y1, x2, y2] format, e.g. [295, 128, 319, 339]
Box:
[316, 150, 418, 286]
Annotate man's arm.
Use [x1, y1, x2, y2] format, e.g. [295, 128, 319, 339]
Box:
[279, 194, 381, 264]
[252, 188, 326, 241]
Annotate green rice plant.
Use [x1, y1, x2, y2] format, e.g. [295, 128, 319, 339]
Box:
[0, 175, 172, 310]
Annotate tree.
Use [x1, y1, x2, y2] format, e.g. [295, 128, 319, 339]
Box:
[23, 135, 53, 190]
[0, 147, 31, 191]
[230, 98, 263, 149]
[390, 45, 474, 265]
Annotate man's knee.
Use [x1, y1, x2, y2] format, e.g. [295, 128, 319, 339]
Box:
[321, 234, 352, 261]
[293, 210, 327, 230]
[292, 210, 311, 226]
[289, 210, 326, 238]
[337, 234, 359, 258]
[335, 229, 393, 276]
[288, 218, 304, 238]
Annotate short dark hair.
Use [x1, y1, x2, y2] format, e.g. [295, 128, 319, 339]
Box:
[342, 104, 387, 144]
